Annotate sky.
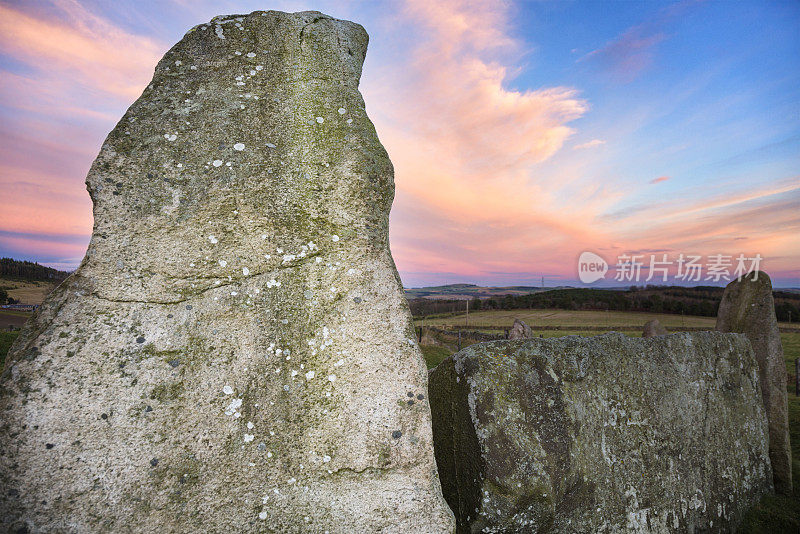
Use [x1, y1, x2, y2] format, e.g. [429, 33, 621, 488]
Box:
[0, 0, 798, 288]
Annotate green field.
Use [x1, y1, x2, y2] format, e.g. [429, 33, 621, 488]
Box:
[417, 308, 796, 331]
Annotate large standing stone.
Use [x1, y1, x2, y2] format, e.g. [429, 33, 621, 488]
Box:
[716, 271, 792, 494]
[642, 319, 668, 337]
[507, 318, 533, 340]
[0, 11, 454, 532]
[429, 333, 772, 533]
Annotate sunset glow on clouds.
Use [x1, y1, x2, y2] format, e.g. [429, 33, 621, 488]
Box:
[1, 0, 798, 285]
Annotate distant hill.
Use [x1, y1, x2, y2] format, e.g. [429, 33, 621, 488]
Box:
[0, 258, 70, 282]
[405, 283, 564, 300]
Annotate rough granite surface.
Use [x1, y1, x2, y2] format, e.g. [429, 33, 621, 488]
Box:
[0, 11, 454, 533]
[716, 271, 792, 494]
[429, 332, 773, 533]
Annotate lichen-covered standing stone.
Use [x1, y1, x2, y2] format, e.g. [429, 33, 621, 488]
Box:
[716, 271, 792, 494]
[0, 11, 454, 532]
[642, 319, 668, 337]
[429, 333, 772, 533]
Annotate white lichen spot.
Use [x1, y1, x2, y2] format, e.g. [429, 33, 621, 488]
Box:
[315, 117, 324, 124]
[163, 133, 177, 142]
[247, 421, 254, 429]
[267, 451, 273, 458]
[334, 359, 344, 367]
[215, 25, 225, 39]
[256, 65, 264, 71]
[305, 371, 315, 380]
[331, 235, 339, 242]
[338, 108, 346, 114]
[224, 398, 242, 416]
[212, 160, 223, 167]
[328, 374, 337, 382]
[230, 291, 238, 296]
[219, 260, 227, 267]
[246, 52, 256, 58]
[323, 455, 331, 462]
[223, 385, 233, 395]
[208, 235, 218, 244]
[242, 267, 250, 276]
[234, 143, 245, 151]
[265, 142, 276, 148]
[258, 511, 267, 520]
[287, 478, 296, 484]
[190, 65, 197, 70]
[175, 60, 183, 66]
[243, 434, 254, 442]
[346, 118, 353, 124]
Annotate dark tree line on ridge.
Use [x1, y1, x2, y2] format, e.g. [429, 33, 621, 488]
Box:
[408, 286, 800, 323]
[0, 258, 69, 282]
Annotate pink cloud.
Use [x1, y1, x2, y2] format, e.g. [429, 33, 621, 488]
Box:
[650, 175, 670, 184]
[0, 2, 164, 102]
[363, 0, 598, 283]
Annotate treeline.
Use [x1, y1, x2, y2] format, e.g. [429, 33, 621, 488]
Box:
[409, 286, 800, 322]
[0, 258, 70, 282]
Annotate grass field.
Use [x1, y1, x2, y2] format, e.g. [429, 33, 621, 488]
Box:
[417, 308, 797, 331]
[0, 277, 57, 305]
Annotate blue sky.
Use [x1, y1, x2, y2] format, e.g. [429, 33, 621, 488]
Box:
[0, 0, 798, 287]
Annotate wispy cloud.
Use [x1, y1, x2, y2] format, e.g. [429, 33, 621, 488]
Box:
[579, 0, 700, 84]
[0, 0, 164, 102]
[649, 175, 670, 184]
[574, 139, 606, 150]
[581, 29, 665, 84]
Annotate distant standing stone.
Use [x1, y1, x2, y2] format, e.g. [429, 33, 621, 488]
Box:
[507, 318, 533, 339]
[642, 318, 668, 337]
[0, 10, 453, 532]
[716, 270, 792, 494]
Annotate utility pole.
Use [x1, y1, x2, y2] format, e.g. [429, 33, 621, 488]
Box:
[465, 298, 469, 327]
